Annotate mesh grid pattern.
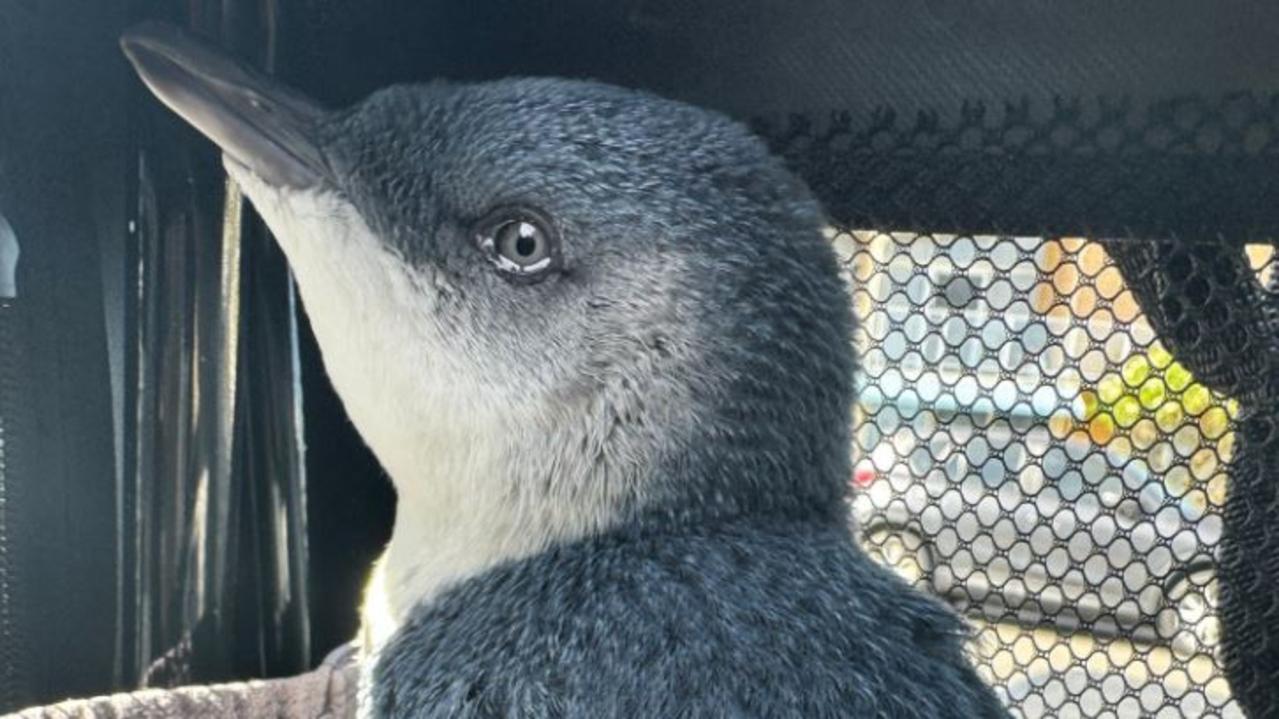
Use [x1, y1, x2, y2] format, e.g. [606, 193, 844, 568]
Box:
[839, 231, 1277, 718]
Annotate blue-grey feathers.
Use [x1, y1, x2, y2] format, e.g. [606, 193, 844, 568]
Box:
[373, 520, 1008, 718]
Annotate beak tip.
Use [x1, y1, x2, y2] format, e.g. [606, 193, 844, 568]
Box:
[118, 32, 143, 66]
[118, 22, 193, 72]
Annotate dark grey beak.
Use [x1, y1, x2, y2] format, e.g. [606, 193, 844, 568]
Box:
[120, 22, 331, 189]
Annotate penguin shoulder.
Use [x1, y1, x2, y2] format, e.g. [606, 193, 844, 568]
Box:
[369, 520, 1009, 718]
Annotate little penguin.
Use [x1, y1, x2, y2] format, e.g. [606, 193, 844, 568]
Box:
[121, 23, 1011, 718]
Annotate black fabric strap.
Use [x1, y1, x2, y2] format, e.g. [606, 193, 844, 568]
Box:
[1102, 239, 1279, 719]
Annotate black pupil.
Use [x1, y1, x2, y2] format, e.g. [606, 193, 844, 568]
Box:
[493, 219, 550, 270]
[515, 231, 538, 257]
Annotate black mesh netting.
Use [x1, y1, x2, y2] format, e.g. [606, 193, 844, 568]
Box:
[828, 232, 1276, 719]
[747, 86, 1279, 719]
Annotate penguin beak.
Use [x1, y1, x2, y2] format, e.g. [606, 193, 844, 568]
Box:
[120, 22, 331, 189]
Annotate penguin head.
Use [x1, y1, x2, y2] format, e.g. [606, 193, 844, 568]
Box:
[122, 24, 856, 605]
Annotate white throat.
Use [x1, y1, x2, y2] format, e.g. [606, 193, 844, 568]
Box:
[226, 161, 606, 652]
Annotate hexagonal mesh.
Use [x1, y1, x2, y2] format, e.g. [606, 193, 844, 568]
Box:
[837, 232, 1278, 718]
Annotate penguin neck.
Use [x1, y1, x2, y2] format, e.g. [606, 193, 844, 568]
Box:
[365, 484, 524, 653]
[360, 380, 682, 649]
[360, 404, 580, 652]
[360, 379, 699, 649]
[358, 341, 852, 651]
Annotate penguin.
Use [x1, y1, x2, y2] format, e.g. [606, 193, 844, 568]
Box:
[121, 23, 1011, 719]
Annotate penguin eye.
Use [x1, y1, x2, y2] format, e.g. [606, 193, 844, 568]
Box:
[496, 221, 550, 267]
[476, 210, 560, 281]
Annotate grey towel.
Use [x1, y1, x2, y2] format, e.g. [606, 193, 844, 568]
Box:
[7, 646, 359, 719]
